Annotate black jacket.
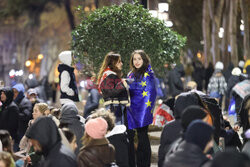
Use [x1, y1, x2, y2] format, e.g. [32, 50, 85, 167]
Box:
[99, 74, 128, 102]
[84, 88, 100, 118]
[0, 87, 19, 141]
[158, 119, 182, 167]
[168, 64, 184, 97]
[14, 91, 33, 137]
[164, 141, 209, 167]
[58, 64, 79, 102]
[26, 117, 77, 167]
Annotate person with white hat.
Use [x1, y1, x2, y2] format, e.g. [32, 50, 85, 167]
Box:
[58, 51, 79, 105]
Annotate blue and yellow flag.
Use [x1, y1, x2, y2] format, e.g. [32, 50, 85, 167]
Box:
[127, 65, 157, 129]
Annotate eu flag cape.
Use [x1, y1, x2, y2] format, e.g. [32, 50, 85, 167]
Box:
[127, 65, 157, 129]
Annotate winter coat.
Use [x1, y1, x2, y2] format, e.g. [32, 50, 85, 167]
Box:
[14, 91, 32, 138]
[163, 141, 210, 167]
[237, 94, 250, 132]
[207, 71, 227, 96]
[60, 103, 85, 155]
[99, 72, 129, 103]
[192, 61, 205, 91]
[205, 63, 214, 91]
[226, 75, 240, 97]
[77, 138, 115, 167]
[58, 51, 79, 104]
[84, 88, 100, 118]
[168, 64, 185, 97]
[223, 62, 234, 83]
[0, 87, 19, 141]
[25, 117, 77, 167]
[158, 119, 182, 167]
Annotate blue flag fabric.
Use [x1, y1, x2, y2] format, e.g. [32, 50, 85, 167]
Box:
[127, 65, 157, 129]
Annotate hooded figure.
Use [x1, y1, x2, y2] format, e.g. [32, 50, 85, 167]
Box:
[12, 83, 32, 141]
[58, 51, 79, 105]
[26, 117, 77, 167]
[0, 87, 19, 143]
[164, 120, 214, 167]
[60, 103, 84, 155]
[168, 64, 185, 97]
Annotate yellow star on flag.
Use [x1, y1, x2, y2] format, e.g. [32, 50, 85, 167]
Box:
[144, 72, 149, 78]
[145, 99, 151, 107]
[140, 81, 147, 87]
[142, 91, 148, 97]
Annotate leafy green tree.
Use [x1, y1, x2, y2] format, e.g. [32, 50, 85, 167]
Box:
[72, 2, 186, 77]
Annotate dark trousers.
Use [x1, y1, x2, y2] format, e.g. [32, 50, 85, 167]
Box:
[128, 126, 151, 167]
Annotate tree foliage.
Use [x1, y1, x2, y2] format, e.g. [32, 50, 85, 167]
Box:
[72, 2, 186, 77]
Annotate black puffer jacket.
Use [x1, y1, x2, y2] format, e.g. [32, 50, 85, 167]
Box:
[77, 138, 115, 167]
[0, 87, 19, 141]
[164, 141, 209, 167]
[26, 117, 77, 167]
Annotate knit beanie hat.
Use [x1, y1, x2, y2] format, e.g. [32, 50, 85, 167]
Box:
[181, 105, 207, 131]
[215, 61, 224, 70]
[231, 67, 242, 76]
[185, 120, 214, 151]
[85, 117, 108, 139]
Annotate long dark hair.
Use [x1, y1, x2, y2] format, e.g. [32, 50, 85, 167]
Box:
[130, 50, 150, 79]
[98, 52, 122, 84]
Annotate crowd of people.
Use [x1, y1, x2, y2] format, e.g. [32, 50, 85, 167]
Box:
[0, 49, 250, 167]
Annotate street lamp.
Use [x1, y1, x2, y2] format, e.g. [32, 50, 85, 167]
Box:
[149, 2, 173, 28]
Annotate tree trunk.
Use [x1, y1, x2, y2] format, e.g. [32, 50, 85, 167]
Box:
[240, 0, 250, 60]
[229, 0, 238, 65]
[221, 0, 230, 67]
[203, 0, 211, 67]
[64, 0, 75, 30]
[208, 0, 225, 64]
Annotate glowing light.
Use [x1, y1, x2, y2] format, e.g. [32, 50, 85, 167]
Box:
[25, 60, 31, 67]
[158, 3, 169, 12]
[197, 52, 202, 58]
[15, 70, 23, 76]
[149, 10, 158, 18]
[28, 74, 34, 79]
[165, 21, 173, 27]
[9, 69, 15, 77]
[37, 54, 44, 60]
[240, 24, 244, 31]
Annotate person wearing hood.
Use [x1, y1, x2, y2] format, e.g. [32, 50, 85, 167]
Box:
[12, 83, 32, 144]
[164, 120, 214, 167]
[168, 63, 185, 97]
[58, 51, 79, 105]
[25, 117, 77, 167]
[59, 102, 84, 155]
[207, 61, 227, 106]
[0, 87, 19, 151]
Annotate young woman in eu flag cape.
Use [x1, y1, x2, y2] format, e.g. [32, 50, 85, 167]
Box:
[127, 50, 157, 167]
